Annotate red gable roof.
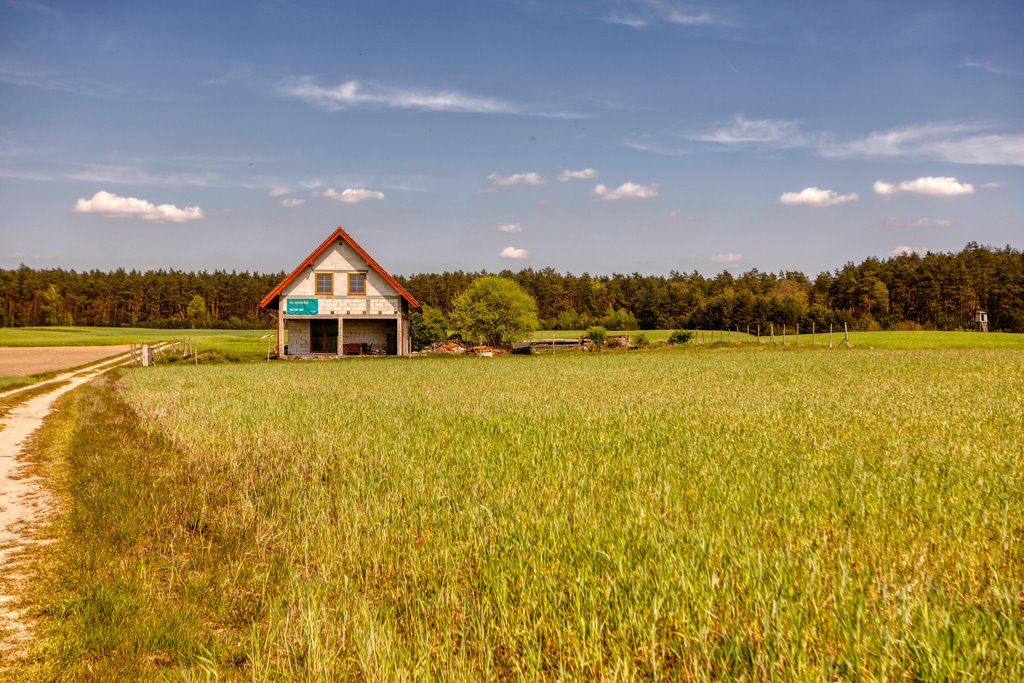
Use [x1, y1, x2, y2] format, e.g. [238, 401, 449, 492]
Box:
[258, 227, 421, 311]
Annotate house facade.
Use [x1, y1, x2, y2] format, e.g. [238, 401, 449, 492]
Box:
[259, 227, 421, 357]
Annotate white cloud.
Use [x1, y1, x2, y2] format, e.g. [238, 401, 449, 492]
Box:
[710, 253, 743, 264]
[778, 187, 858, 207]
[883, 217, 951, 229]
[279, 76, 518, 115]
[823, 124, 1024, 167]
[605, 13, 649, 28]
[280, 198, 305, 207]
[557, 168, 598, 182]
[500, 246, 529, 260]
[890, 245, 925, 257]
[624, 137, 689, 156]
[690, 114, 807, 148]
[268, 185, 293, 197]
[606, 1, 729, 28]
[874, 176, 974, 197]
[73, 190, 204, 222]
[498, 223, 522, 233]
[488, 172, 545, 186]
[593, 181, 659, 200]
[962, 57, 1018, 76]
[980, 181, 1003, 188]
[319, 187, 385, 203]
[690, 115, 1024, 167]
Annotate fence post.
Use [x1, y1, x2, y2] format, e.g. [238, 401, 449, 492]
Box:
[829, 324, 834, 349]
[844, 322, 851, 348]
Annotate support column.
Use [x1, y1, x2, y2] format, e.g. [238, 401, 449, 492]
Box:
[277, 311, 285, 358]
[337, 318, 344, 357]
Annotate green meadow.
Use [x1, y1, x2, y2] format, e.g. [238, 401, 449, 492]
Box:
[13, 337, 1024, 680]
[0, 325, 272, 349]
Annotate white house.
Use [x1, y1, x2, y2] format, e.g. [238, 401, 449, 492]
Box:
[259, 227, 421, 357]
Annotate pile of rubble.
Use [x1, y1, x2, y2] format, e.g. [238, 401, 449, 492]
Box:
[415, 340, 509, 356]
[426, 340, 467, 354]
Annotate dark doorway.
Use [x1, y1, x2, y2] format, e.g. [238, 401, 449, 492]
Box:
[310, 319, 338, 354]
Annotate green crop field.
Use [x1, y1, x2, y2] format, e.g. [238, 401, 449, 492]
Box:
[15, 339, 1024, 680]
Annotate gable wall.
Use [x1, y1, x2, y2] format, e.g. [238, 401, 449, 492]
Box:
[281, 240, 399, 299]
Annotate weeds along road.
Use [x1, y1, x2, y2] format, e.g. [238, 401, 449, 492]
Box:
[0, 345, 165, 654]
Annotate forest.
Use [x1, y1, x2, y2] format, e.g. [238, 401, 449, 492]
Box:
[1, 242, 1021, 332]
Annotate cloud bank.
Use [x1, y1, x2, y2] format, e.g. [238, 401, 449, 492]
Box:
[73, 190, 203, 222]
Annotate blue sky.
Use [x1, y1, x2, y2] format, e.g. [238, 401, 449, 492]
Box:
[1, 0, 1021, 277]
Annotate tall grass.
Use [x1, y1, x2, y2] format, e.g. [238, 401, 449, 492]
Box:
[22, 347, 1024, 679]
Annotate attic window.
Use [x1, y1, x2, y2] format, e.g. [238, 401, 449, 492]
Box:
[315, 272, 333, 295]
[348, 272, 366, 295]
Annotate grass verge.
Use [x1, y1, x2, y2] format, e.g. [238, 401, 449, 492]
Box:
[12, 374, 280, 680]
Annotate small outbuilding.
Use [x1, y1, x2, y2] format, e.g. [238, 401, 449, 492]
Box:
[259, 227, 421, 357]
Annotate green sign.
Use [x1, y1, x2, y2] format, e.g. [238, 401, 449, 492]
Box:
[286, 298, 318, 315]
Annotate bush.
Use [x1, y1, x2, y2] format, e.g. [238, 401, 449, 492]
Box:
[410, 305, 449, 351]
[668, 329, 693, 344]
[631, 332, 649, 348]
[586, 325, 607, 348]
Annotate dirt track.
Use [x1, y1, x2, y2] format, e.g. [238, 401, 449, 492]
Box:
[0, 345, 133, 377]
[0, 349, 147, 660]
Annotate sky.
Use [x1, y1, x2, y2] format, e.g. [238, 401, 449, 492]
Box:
[1, 0, 1022, 278]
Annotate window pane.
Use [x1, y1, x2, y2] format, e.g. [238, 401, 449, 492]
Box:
[349, 273, 366, 294]
[316, 273, 332, 295]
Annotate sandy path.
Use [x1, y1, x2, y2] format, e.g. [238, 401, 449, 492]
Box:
[0, 345, 134, 378]
[0, 346, 163, 657]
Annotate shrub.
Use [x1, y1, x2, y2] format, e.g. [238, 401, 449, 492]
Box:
[668, 329, 693, 344]
[586, 326, 607, 348]
[631, 332, 649, 348]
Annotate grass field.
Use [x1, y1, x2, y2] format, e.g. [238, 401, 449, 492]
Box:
[15, 340, 1024, 680]
[0, 328, 276, 385]
[538, 328, 1024, 349]
[0, 325, 272, 349]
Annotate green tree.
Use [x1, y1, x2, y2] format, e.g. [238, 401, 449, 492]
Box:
[410, 305, 449, 350]
[41, 284, 71, 326]
[450, 276, 539, 346]
[186, 294, 207, 328]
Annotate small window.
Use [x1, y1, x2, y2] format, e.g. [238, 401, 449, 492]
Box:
[315, 272, 333, 295]
[348, 272, 366, 295]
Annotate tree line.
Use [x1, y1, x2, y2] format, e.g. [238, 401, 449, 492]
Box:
[1, 242, 1021, 332]
[399, 242, 1024, 332]
[0, 267, 283, 329]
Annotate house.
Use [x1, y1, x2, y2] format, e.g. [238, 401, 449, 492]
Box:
[259, 227, 421, 357]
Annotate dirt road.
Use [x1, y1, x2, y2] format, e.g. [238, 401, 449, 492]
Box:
[0, 350, 149, 657]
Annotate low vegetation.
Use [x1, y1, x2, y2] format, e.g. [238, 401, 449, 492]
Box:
[16, 337, 1024, 679]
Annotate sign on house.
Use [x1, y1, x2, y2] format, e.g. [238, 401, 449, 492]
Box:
[286, 298, 319, 315]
